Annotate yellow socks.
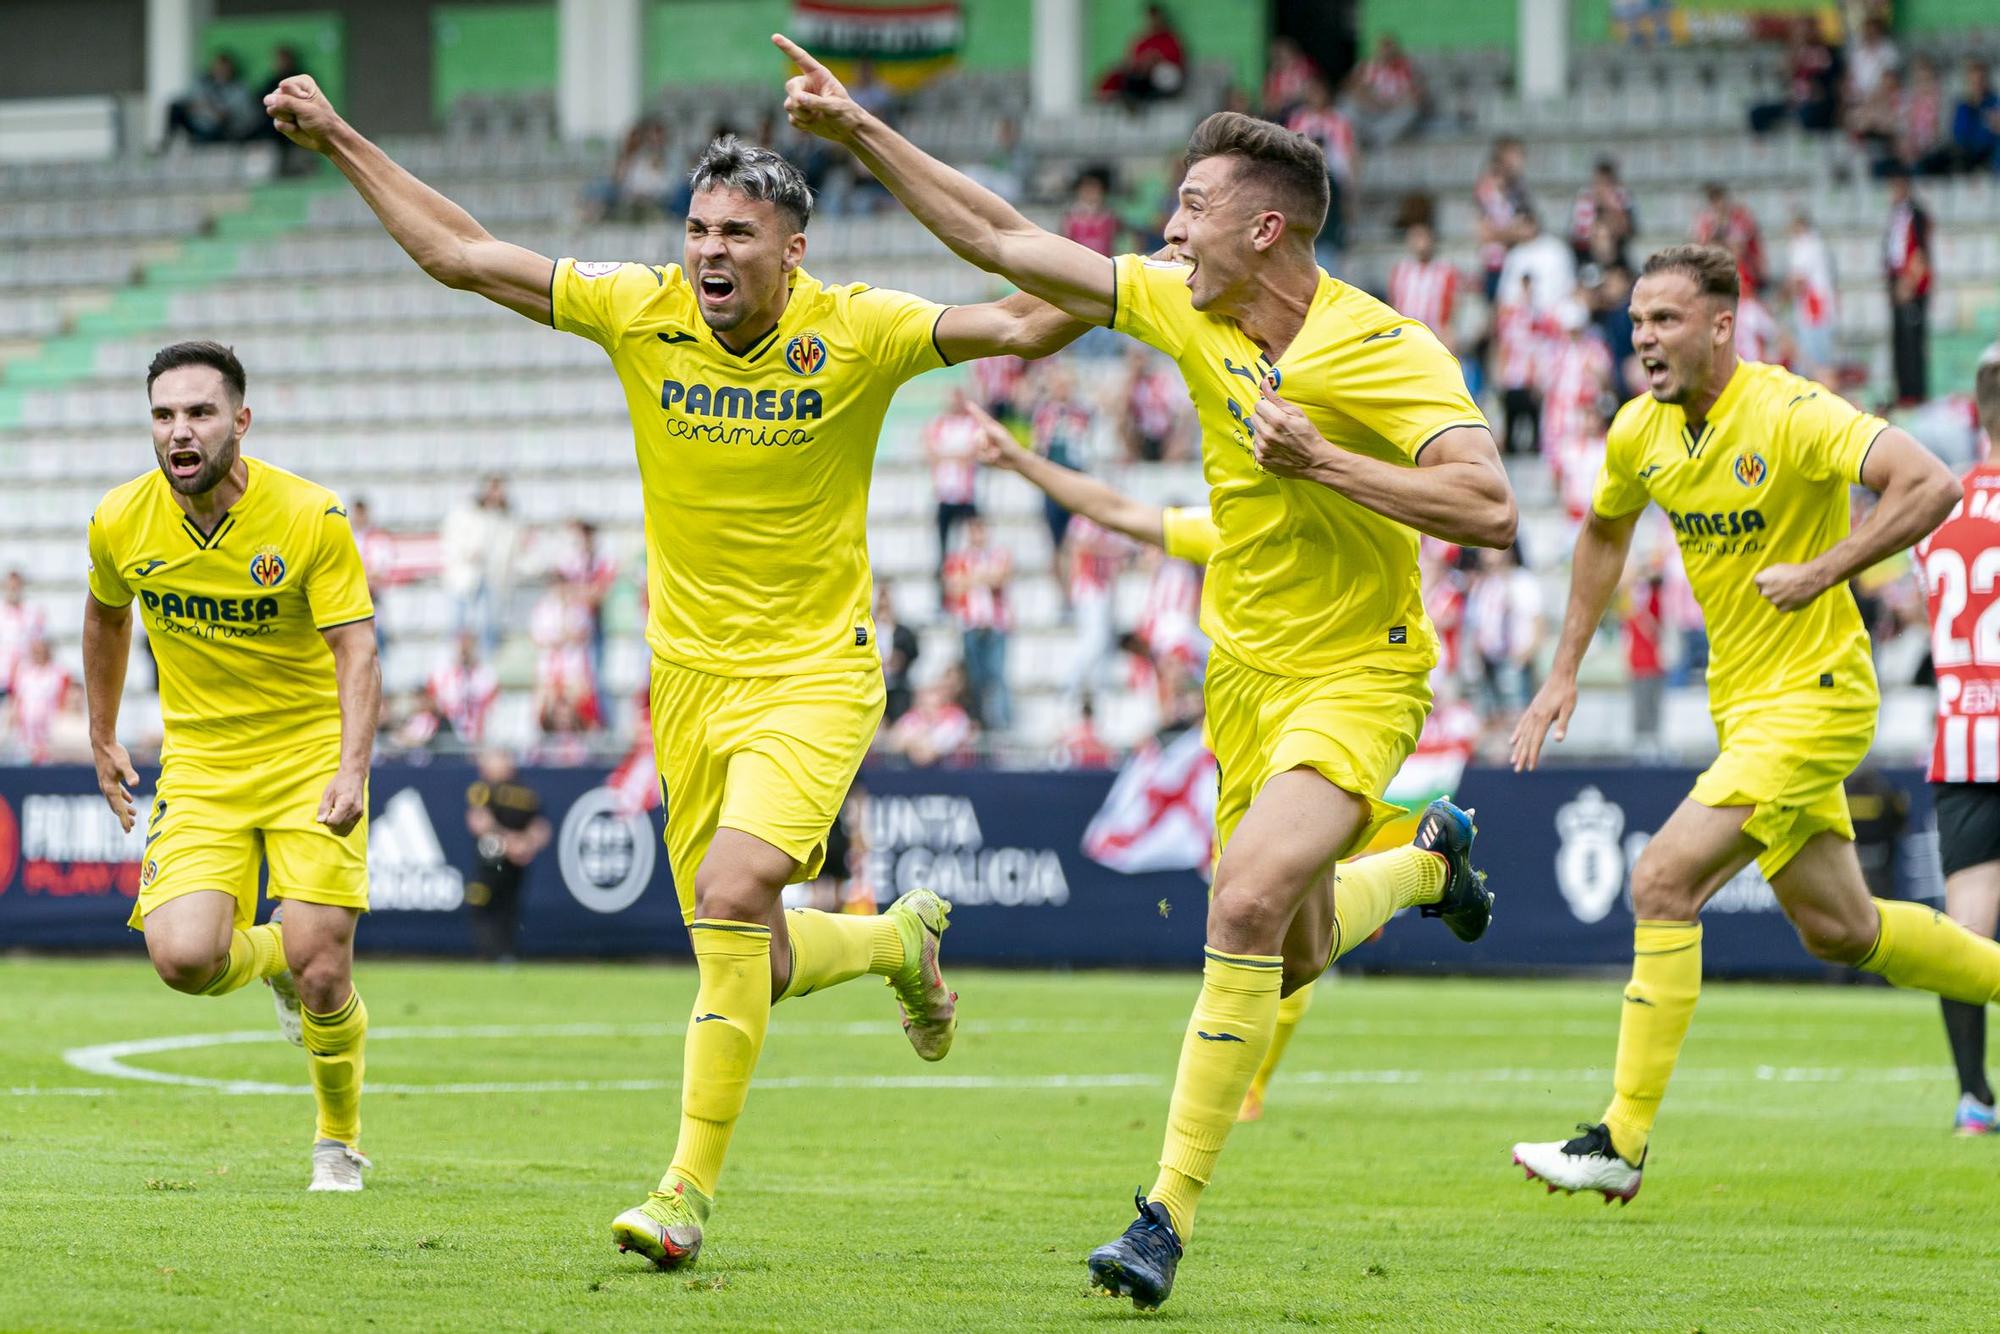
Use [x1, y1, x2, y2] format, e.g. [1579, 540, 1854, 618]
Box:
[1602, 920, 1702, 1165]
[1148, 949, 1282, 1239]
[1242, 980, 1315, 1118]
[1331, 847, 1446, 963]
[777, 908, 903, 1002]
[300, 988, 368, 1145]
[1859, 899, 2000, 1004]
[666, 921, 773, 1199]
[197, 922, 286, 996]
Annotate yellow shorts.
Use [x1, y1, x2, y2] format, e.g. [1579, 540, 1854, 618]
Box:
[1691, 702, 1876, 877]
[1205, 649, 1431, 861]
[650, 657, 884, 924]
[130, 747, 369, 931]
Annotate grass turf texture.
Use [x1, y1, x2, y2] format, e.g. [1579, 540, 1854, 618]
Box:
[4, 959, 1997, 1331]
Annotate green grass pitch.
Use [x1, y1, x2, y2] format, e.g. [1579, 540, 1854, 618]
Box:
[4, 958, 1997, 1330]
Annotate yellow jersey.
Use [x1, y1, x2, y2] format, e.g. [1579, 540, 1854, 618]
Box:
[552, 259, 948, 676]
[1161, 505, 1218, 564]
[86, 457, 372, 760]
[1113, 255, 1487, 678]
[1592, 360, 1885, 716]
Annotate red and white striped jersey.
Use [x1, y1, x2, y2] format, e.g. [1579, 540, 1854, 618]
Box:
[9, 657, 69, 762]
[970, 355, 1027, 414]
[1285, 107, 1355, 180]
[1066, 517, 1128, 601]
[925, 410, 981, 506]
[1733, 297, 1782, 366]
[1137, 554, 1205, 666]
[1917, 462, 2000, 782]
[1538, 333, 1611, 451]
[428, 658, 499, 745]
[0, 599, 46, 692]
[1388, 258, 1459, 338]
[944, 544, 1013, 631]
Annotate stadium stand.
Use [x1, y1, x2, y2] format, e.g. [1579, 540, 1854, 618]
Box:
[2, 32, 1996, 768]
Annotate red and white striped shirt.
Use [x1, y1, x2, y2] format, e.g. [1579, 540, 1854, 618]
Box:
[1127, 365, 1182, 440]
[1066, 517, 1127, 601]
[1734, 297, 1782, 366]
[428, 658, 499, 744]
[1388, 258, 1458, 338]
[944, 545, 1013, 632]
[10, 657, 70, 762]
[1357, 55, 1417, 105]
[1138, 556, 1204, 666]
[1286, 107, 1355, 180]
[1917, 462, 2000, 783]
[1538, 332, 1611, 451]
[0, 599, 47, 693]
[925, 410, 981, 506]
[970, 355, 1027, 415]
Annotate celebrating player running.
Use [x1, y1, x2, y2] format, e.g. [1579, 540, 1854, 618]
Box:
[773, 32, 1511, 1310]
[1508, 245, 1999, 1201]
[86, 342, 380, 1191]
[265, 72, 1085, 1269]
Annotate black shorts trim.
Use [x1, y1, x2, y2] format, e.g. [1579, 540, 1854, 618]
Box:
[1934, 782, 2000, 877]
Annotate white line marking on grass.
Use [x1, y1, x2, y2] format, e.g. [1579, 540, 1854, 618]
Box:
[36, 1023, 1960, 1099]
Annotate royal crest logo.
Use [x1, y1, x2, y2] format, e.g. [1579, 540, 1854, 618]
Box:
[784, 333, 828, 376]
[248, 546, 287, 588]
[1732, 452, 1768, 488]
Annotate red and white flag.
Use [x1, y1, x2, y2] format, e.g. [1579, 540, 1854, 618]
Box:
[1083, 725, 1217, 877]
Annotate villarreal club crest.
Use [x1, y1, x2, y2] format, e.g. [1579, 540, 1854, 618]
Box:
[249, 545, 288, 589]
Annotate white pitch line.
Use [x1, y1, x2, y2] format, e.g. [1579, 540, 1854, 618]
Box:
[34, 1022, 1964, 1099]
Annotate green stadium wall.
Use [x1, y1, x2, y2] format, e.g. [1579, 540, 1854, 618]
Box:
[201, 12, 345, 107]
[432, 4, 558, 118]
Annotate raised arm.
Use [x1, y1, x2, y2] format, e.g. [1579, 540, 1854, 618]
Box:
[775, 34, 1117, 325]
[317, 619, 381, 837]
[965, 401, 1166, 547]
[83, 594, 141, 831]
[265, 76, 555, 323]
[1752, 426, 1959, 611]
[1249, 382, 1517, 548]
[935, 292, 1093, 364]
[1509, 507, 1641, 771]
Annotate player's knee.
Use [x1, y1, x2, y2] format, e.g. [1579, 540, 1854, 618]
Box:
[149, 943, 223, 994]
[691, 868, 774, 925]
[1206, 883, 1289, 953]
[1628, 855, 1701, 920]
[1791, 906, 1878, 965]
[292, 949, 353, 1013]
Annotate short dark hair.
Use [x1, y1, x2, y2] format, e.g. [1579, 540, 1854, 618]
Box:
[1640, 244, 1740, 306]
[1975, 344, 2000, 437]
[1184, 111, 1329, 237]
[147, 340, 246, 401]
[688, 135, 814, 232]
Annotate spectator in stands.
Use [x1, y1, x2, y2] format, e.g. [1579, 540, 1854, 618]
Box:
[965, 115, 1035, 201]
[1492, 271, 1548, 456]
[1950, 60, 2000, 175]
[886, 672, 977, 767]
[1117, 345, 1188, 462]
[1749, 15, 1843, 135]
[584, 117, 674, 221]
[1691, 181, 1766, 295]
[531, 578, 599, 736]
[924, 389, 983, 576]
[254, 45, 314, 173]
[463, 748, 550, 962]
[1540, 299, 1613, 468]
[1884, 166, 1933, 406]
[1286, 78, 1357, 267]
[165, 51, 260, 146]
[1066, 516, 1130, 704]
[440, 474, 517, 659]
[1845, 14, 1901, 111]
[1464, 543, 1543, 728]
[1388, 220, 1459, 352]
[1474, 137, 1533, 302]
[1734, 286, 1785, 366]
[1051, 698, 1116, 770]
[557, 518, 617, 696]
[428, 631, 499, 747]
[943, 516, 1013, 732]
[1784, 208, 1839, 382]
[846, 60, 899, 123]
[1262, 36, 1322, 123]
[969, 352, 1027, 429]
[1029, 360, 1095, 602]
[1569, 158, 1635, 269]
[1096, 4, 1186, 109]
[874, 582, 919, 725]
[1060, 168, 1122, 257]
[1498, 206, 1574, 316]
[8, 637, 73, 763]
[1876, 58, 1953, 177]
[1343, 33, 1425, 146]
[1622, 565, 1667, 763]
[0, 570, 45, 706]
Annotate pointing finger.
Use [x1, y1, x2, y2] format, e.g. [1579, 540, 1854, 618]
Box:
[772, 33, 829, 77]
